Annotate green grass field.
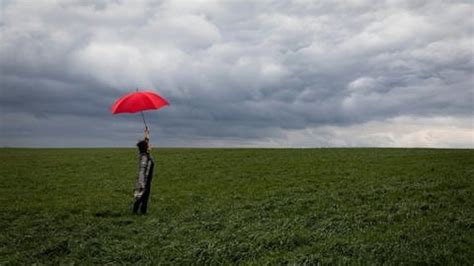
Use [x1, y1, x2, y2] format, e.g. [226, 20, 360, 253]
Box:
[1, 148, 473, 264]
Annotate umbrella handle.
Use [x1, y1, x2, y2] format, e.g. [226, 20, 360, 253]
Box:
[140, 111, 148, 132]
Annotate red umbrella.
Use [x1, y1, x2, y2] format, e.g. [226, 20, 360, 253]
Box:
[111, 90, 169, 129]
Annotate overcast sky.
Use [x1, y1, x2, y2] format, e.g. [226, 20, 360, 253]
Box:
[1, 0, 473, 148]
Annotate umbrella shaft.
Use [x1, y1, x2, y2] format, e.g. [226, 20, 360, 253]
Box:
[140, 111, 148, 129]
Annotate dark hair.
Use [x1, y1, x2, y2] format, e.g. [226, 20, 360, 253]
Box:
[136, 139, 148, 153]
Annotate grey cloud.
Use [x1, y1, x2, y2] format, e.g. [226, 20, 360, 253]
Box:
[0, 0, 472, 147]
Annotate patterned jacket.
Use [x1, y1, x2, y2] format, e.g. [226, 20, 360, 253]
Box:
[134, 152, 154, 199]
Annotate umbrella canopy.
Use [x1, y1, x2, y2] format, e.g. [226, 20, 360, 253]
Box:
[111, 91, 169, 114]
[110, 90, 169, 129]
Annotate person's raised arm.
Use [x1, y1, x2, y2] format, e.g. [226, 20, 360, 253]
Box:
[144, 126, 150, 140]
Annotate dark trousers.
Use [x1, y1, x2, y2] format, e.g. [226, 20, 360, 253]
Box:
[133, 187, 150, 214]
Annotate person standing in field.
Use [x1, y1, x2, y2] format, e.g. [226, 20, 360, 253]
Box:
[133, 127, 155, 214]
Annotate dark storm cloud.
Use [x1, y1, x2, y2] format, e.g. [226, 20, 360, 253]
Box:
[0, 0, 472, 147]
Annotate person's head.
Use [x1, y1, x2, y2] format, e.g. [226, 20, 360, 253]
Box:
[136, 138, 149, 153]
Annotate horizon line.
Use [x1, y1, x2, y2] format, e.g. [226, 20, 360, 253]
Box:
[1, 146, 472, 150]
